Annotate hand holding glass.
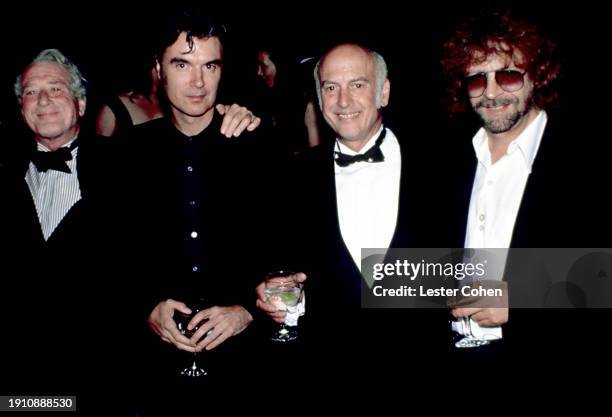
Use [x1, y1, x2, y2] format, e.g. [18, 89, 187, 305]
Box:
[175, 299, 209, 377]
[264, 271, 304, 342]
[452, 316, 491, 348]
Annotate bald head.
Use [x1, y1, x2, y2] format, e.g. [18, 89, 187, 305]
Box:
[315, 44, 388, 109]
[313, 43, 390, 151]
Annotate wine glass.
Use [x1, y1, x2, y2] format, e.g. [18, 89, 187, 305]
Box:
[264, 271, 304, 343]
[451, 316, 491, 348]
[175, 299, 209, 377]
[449, 248, 506, 348]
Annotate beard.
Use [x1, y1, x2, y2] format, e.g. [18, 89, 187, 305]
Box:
[474, 96, 531, 134]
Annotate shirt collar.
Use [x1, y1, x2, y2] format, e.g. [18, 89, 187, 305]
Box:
[472, 110, 547, 171]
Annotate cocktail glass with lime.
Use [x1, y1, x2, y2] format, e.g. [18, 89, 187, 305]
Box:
[264, 271, 304, 342]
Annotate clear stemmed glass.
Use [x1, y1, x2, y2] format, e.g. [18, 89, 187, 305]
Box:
[175, 299, 208, 377]
[451, 316, 491, 348]
[448, 249, 507, 348]
[264, 271, 304, 343]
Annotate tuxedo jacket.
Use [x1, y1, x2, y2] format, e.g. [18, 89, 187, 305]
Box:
[1, 133, 111, 256]
[277, 128, 453, 384]
[0, 132, 123, 395]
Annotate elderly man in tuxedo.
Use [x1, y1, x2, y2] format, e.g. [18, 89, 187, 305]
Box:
[1, 49, 111, 394]
[256, 43, 451, 391]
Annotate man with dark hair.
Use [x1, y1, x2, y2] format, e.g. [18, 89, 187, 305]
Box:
[115, 10, 273, 404]
[440, 9, 609, 374]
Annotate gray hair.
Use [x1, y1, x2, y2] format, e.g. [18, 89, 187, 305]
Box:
[314, 46, 388, 110]
[14, 48, 87, 105]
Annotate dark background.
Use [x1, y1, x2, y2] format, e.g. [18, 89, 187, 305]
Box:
[0, 0, 606, 140]
[0, 3, 608, 405]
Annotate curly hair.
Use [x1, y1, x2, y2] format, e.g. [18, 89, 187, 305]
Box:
[441, 9, 560, 114]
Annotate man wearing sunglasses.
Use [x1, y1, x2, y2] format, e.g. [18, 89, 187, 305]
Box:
[441, 9, 609, 375]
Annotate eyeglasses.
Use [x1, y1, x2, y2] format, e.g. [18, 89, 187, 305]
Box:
[464, 69, 525, 98]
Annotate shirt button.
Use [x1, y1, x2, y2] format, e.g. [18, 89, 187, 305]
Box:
[192, 265, 199, 272]
[190, 231, 198, 238]
[487, 180, 493, 186]
[187, 166, 193, 172]
[479, 214, 485, 221]
[479, 225, 485, 231]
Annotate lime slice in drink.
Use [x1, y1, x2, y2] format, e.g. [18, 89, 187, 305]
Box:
[281, 290, 300, 306]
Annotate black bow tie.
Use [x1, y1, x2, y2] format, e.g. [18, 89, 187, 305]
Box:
[334, 128, 386, 167]
[31, 139, 79, 173]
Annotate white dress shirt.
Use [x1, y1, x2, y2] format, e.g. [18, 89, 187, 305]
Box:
[462, 111, 547, 340]
[25, 138, 81, 240]
[465, 111, 547, 249]
[335, 126, 401, 269]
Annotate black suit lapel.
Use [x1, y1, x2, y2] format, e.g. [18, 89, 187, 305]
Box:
[20, 179, 45, 245]
[389, 137, 437, 248]
[49, 133, 109, 243]
[3, 154, 45, 246]
[388, 139, 407, 249]
[509, 117, 557, 248]
[75, 134, 90, 198]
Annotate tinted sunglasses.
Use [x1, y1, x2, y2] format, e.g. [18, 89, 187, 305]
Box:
[464, 69, 525, 98]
